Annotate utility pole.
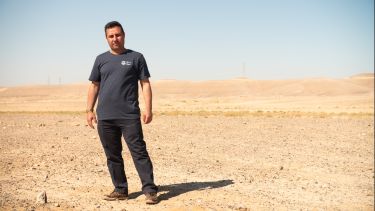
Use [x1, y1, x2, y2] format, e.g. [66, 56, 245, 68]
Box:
[242, 62, 246, 78]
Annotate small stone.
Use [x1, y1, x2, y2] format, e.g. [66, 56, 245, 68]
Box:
[43, 174, 48, 182]
[36, 191, 47, 204]
[92, 136, 97, 139]
[63, 137, 69, 140]
[26, 124, 31, 128]
[280, 166, 284, 170]
[54, 203, 60, 207]
[232, 204, 249, 211]
[38, 123, 46, 127]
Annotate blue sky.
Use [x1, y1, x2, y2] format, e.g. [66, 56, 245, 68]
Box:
[0, 0, 373, 86]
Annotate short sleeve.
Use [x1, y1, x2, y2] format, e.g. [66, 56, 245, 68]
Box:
[89, 56, 101, 82]
[137, 54, 151, 80]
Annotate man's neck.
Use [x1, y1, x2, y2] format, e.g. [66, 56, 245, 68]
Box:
[110, 48, 126, 55]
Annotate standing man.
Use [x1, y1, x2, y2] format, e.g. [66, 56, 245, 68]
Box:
[86, 21, 158, 204]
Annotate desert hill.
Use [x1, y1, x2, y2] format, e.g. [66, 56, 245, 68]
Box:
[153, 75, 373, 97]
[0, 74, 373, 114]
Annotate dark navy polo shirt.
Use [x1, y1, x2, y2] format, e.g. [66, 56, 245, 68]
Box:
[89, 49, 150, 120]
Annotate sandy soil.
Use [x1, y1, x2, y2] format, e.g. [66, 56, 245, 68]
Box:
[0, 74, 374, 210]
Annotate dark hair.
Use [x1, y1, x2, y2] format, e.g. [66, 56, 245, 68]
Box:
[104, 21, 124, 35]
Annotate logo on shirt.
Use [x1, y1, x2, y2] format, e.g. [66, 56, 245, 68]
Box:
[121, 61, 132, 66]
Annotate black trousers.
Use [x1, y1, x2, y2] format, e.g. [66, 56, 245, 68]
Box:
[97, 118, 157, 194]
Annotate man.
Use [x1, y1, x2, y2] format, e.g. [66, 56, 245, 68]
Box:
[86, 21, 158, 204]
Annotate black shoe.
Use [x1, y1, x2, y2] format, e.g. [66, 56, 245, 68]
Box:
[104, 191, 128, 201]
[145, 192, 158, 204]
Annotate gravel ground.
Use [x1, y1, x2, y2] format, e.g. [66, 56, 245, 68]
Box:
[0, 113, 373, 211]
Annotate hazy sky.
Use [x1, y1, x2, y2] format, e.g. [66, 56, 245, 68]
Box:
[0, 0, 373, 86]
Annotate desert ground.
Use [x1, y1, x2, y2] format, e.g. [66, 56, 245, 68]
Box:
[0, 73, 374, 210]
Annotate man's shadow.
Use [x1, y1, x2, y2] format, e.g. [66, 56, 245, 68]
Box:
[128, 179, 234, 201]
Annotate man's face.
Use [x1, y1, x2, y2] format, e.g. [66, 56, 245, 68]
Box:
[105, 26, 125, 51]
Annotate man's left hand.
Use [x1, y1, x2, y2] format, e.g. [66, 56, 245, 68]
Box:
[142, 112, 153, 124]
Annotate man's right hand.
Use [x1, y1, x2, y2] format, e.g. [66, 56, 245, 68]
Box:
[87, 112, 97, 129]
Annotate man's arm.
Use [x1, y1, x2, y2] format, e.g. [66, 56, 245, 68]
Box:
[86, 81, 100, 129]
[140, 78, 153, 124]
